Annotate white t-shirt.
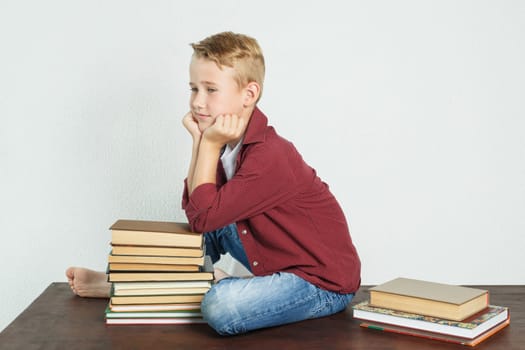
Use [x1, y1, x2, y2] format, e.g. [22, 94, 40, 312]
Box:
[220, 139, 243, 181]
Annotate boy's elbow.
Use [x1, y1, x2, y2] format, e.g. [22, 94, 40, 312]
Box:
[189, 220, 206, 233]
[185, 204, 226, 233]
[185, 206, 208, 232]
[188, 215, 215, 234]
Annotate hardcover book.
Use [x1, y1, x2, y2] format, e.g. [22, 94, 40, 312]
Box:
[108, 263, 201, 272]
[107, 256, 214, 282]
[108, 302, 202, 313]
[105, 305, 202, 319]
[353, 301, 508, 339]
[360, 318, 510, 347]
[108, 252, 205, 266]
[111, 245, 204, 258]
[113, 286, 210, 297]
[110, 293, 205, 305]
[110, 220, 203, 248]
[369, 278, 489, 321]
[106, 318, 207, 325]
[113, 280, 211, 292]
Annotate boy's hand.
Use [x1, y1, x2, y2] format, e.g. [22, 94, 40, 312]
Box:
[182, 111, 202, 140]
[203, 114, 245, 147]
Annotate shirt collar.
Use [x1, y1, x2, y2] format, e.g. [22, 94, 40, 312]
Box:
[242, 106, 268, 145]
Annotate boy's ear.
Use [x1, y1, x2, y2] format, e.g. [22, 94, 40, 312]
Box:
[243, 82, 261, 107]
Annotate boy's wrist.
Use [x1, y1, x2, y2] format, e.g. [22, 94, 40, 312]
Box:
[191, 134, 202, 145]
[200, 137, 225, 152]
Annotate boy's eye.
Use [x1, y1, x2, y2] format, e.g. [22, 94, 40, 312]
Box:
[189, 87, 216, 93]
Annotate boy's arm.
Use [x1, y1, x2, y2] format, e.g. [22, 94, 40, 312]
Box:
[186, 139, 200, 194]
[190, 114, 245, 193]
[185, 138, 298, 233]
[187, 114, 246, 194]
[189, 140, 220, 193]
[182, 112, 202, 195]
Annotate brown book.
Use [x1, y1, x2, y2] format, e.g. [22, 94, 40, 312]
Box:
[369, 278, 489, 321]
[113, 287, 210, 296]
[108, 263, 200, 272]
[108, 270, 214, 282]
[109, 302, 202, 312]
[110, 294, 205, 305]
[113, 280, 211, 290]
[113, 281, 211, 296]
[108, 255, 214, 282]
[111, 245, 204, 258]
[359, 318, 510, 347]
[108, 253, 205, 266]
[106, 318, 207, 325]
[110, 220, 203, 248]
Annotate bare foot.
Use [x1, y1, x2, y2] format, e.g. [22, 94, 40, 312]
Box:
[213, 267, 231, 283]
[65, 267, 111, 298]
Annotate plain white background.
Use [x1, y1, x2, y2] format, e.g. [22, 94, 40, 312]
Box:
[1, 0, 524, 332]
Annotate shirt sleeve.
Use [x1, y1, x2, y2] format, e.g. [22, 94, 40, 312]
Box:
[182, 178, 189, 210]
[184, 142, 299, 233]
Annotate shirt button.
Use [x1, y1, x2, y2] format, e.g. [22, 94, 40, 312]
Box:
[241, 229, 247, 235]
[252, 261, 259, 267]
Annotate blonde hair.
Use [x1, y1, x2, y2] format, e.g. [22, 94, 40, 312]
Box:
[191, 32, 265, 102]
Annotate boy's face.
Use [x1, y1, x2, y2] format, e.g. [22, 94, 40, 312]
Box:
[189, 56, 245, 133]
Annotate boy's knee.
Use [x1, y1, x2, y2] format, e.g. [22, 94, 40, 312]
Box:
[201, 283, 245, 336]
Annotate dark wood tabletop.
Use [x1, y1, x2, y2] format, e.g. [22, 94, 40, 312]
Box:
[0, 283, 523, 350]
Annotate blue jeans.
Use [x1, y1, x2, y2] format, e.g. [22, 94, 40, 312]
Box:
[201, 224, 355, 335]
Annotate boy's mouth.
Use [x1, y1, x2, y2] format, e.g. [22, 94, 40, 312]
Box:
[194, 112, 211, 120]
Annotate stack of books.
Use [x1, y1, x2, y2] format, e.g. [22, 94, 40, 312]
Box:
[353, 277, 510, 346]
[105, 219, 214, 325]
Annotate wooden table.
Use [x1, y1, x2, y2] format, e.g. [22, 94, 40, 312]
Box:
[0, 283, 523, 349]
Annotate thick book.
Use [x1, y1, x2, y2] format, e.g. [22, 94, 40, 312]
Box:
[108, 263, 200, 272]
[110, 220, 203, 248]
[110, 293, 205, 305]
[105, 305, 202, 319]
[109, 302, 201, 313]
[107, 255, 214, 282]
[369, 278, 489, 321]
[360, 318, 510, 347]
[108, 270, 214, 282]
[111, 245, 204, 258]
[113, 280, 211, 291]
[108, 253, 205, 266]
[106, 317, 207, 325]
[113, 286, 210, 297]
[353, 301, 509, 339]
[113, 281, 211, 296]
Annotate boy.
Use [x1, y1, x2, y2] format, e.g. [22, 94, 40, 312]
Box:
[66, 31, 361, 336]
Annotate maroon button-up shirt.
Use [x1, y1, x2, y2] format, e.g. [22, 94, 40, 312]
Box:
[182, 107, 361, 293]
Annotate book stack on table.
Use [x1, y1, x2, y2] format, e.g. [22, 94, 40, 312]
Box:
[353, 278, 510, 347]
[105, 219, 214, 325]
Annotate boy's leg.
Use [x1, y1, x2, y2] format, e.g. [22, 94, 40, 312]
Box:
[204, 223, 252, 272]
[201, 272, 354, 335]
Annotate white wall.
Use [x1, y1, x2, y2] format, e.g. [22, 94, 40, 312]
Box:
[1, 0, 524, 332]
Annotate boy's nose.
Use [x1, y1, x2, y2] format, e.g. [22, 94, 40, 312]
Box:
[192, 93, 206, 111]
